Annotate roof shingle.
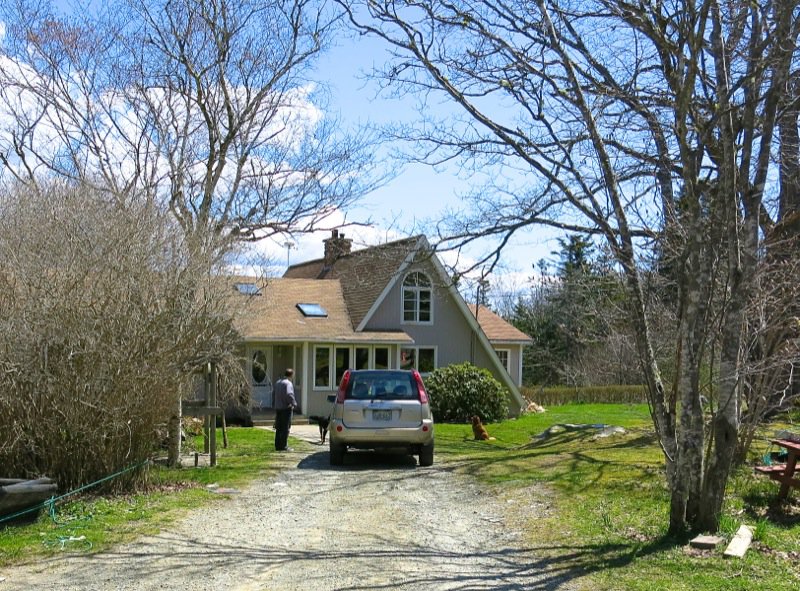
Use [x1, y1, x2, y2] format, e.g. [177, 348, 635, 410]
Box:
[467, 304, 533, 343]
[234, 277, 412, 343]
[284, 235, 424, 328]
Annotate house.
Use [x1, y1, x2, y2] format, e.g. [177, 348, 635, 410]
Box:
[233, 231, 532, 418]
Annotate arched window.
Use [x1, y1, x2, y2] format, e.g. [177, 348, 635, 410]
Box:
[402, 271, 432, 323]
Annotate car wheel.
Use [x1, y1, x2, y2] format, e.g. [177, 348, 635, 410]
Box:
[330, 442, 346, 466]
[419, 443, 434, 467]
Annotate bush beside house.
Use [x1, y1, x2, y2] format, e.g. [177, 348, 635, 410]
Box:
[426, 362, 509, 423]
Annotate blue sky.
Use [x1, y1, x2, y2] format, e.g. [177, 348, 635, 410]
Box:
[28, 2, 562, 295]
[256, 27, 561, 293]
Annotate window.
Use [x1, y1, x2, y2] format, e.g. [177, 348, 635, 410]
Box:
[400, 347, 436, 373]
[297, 303, 328, 317]
[355, 347, 370, 370]
[495, 349, 511, 372]
[374, 347, 389, 370]
[402, 271, 433, 323]
[418, 349, 435, 373]
[335, 347, 350, 386]
[314, 346, 331, 389]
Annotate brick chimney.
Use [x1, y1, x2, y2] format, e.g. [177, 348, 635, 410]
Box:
[323, 229, 352, 266]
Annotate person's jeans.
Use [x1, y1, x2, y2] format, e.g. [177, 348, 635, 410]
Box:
[274, 408, 293, 450]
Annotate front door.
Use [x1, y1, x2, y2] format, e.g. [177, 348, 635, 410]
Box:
[251, 348, 273, 410]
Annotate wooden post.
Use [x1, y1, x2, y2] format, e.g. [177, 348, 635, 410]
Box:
[203, 364, 210, 454]
[220, 371, 229, 448]
[210, 362, 217, 467]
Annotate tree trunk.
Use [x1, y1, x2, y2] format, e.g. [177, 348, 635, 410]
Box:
[670, 250, 710, 534]
[698, 263, 746, 530]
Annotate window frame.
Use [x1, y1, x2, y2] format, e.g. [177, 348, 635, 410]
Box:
[234, 282, 261, 296]
[251, 350, 269, 384]
[296, 303, 328, 317]
[401, 271, 434, 325]
[315, 345, 395, 389]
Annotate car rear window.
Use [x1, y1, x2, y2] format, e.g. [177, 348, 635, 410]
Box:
[345, 371, 418, 400]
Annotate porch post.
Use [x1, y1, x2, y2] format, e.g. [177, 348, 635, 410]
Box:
[301, 342, 309, 414]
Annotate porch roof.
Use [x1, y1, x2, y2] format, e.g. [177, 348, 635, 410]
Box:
[241, 332, 413, 344]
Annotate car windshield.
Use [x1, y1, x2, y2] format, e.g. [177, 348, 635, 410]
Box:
[346, 371, 418, 400]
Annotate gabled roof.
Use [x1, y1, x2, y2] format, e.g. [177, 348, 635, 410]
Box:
[233, 277, 412, 344]
[280, 235, 529, 414]
[284, 235, 424, 329]
[466, 305, 533, 344]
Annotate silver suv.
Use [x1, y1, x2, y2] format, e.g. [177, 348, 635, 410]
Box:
[328, 369, 434, 466]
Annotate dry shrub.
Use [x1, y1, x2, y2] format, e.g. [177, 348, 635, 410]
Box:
[0, 182, 242, 491]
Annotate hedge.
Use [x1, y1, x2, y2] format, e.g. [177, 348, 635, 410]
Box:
[522, 385, 648, 406]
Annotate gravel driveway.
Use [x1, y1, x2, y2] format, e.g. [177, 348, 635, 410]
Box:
[0, 427, 581, 591]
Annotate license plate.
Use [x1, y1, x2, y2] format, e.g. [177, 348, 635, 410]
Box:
[373, 410, 392, 421]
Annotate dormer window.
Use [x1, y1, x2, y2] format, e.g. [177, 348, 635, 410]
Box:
[402, 271, 432, 323]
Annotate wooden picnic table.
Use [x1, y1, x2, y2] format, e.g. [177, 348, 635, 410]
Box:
[755, 439, 800, 500]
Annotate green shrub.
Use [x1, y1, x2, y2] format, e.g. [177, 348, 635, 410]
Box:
[425, 362, 508, 423]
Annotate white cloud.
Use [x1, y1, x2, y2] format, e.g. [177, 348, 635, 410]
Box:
[235, 208, 408, 276]
[0, 44, 327, 199]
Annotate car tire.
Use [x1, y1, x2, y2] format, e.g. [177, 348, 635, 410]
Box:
[419, 443, 434, 467]
[330, 442, 346, 466]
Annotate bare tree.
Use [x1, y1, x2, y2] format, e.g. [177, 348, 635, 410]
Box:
[339, 0, 799, 533]
[736, 234, 800, 462]
[0, 0, 379, 256]
[0, 0, 380, 479]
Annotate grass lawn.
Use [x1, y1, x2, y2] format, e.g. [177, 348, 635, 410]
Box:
[433, 404, 800, 591]
[0, 426, 295, 564]
[2, 405, 799, 590]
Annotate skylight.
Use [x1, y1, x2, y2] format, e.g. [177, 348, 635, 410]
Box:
[234, 282, 261, 295]
[296, 303, 328, 317]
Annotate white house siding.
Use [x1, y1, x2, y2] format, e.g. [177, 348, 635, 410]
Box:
[364, 263, 515, 393]
[365, 267, 471, 361]
[511, 345, 523, 386]
[305, 382, 334, 418]
[491, 344, 525, 387]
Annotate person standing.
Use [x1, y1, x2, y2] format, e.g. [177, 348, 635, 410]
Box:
[273, 368, 297, 451]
